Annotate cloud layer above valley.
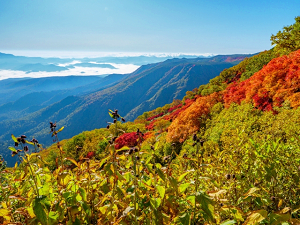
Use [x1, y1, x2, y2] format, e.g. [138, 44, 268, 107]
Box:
[0, 62, 139, 80]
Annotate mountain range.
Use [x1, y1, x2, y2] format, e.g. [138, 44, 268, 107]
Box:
[0, 53, 254, 166]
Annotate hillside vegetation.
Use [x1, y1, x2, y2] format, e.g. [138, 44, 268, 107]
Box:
[0, 55, 248, 167]
[1, 17, 300, 224]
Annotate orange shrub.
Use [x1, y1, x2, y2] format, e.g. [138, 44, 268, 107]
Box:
[167, 92, 222, 143]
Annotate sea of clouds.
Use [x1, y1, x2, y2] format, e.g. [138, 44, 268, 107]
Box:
[0, 51, 213, 80]
[0, 62, 139, 80]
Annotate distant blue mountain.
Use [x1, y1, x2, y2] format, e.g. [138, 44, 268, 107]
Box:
[17, 63, 68, 73]
[67, 63, 116, 69]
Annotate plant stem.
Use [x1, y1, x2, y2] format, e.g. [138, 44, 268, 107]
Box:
[133, 154, 138, 225]
[26, 154, 39, 198]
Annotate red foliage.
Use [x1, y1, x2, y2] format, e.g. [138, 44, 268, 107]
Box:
[163, 99, 195, 121]
[224, 49, 300, 109]
[167, 103, 182, 113]
[146, 121, 155, 130]
[146, 99, 197, 131]
[146, 112, 164, 121]
[86, 151, 95, 159]
[252, 92, 273, 111]
[223, 81, 247, 106]
[115, 132, 139, 149]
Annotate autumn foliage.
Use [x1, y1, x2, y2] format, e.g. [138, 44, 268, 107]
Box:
[114, 132, 139, 149]
[223, 49, 300, 108]
[167, 49, 300, 143]
[167, 92, 222, 142]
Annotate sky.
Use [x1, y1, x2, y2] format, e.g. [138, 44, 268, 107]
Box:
[0, 0, 300, 56]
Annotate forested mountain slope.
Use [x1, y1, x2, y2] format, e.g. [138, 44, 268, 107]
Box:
[0, 54, 250, 165]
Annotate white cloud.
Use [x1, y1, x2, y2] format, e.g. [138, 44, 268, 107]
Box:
[0, 63, 140, 80]
[57, 60, 81, 67]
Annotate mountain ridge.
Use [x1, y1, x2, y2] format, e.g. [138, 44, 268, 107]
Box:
[0, 54, 252, 165]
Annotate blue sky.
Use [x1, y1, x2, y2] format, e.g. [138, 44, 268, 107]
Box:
[0, 0, 299, 56]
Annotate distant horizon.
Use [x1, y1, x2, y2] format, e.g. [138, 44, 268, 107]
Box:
[1, 49, 218, 59]
[0, 49, 260, 80]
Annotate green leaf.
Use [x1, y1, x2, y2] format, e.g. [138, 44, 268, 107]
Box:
[25, 139, 34, 145]
[48, 211, 59, 224]
[79, 188, 87, 201]
[195, 191, 215, 222]
[8, 146, 17, 152]
[179, 212, 191, 225]
[157, 185, 165, 199]
[178, 170, 193, 182]
[179, 183, 190, 193]
[64, 157, 78, 167]
[269, 212, 291, 225]
[40, 182, 50, 196]
[73, 217, 81, 225]
[33, 197, 48, 225]
[244, 210, 267, 225]
[108, 112, 114, 118]
[156, 168, 165, 181]
[58, 172, 71, 186]
[220, 220, 237, 225]
[244, 187, 260, 198]
[27, 153, 39, 161]
[116, 171, 126, 181]
[116, 146, 130, 152]
[82, 202, 91, 217]
[169, 176, 178, 189]
[11, 134, 18, 143]
[150, 197, 162, 209]
[56, 126, 64, 133]
[187, 195, 195, 206]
